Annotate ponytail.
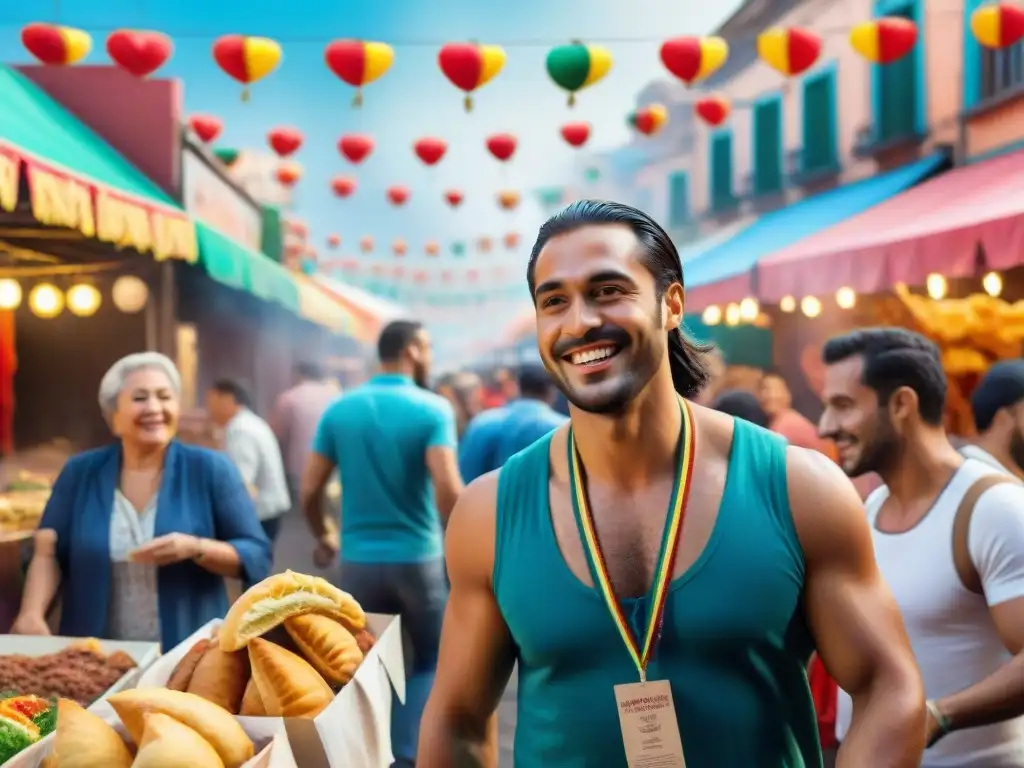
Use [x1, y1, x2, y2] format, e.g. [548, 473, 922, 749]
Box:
[668, 327, 713, 399]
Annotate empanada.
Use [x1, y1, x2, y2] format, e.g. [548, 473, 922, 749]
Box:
[108, 689, 253, 768]
[133, 712, 224, 768]
[186, 645, 249, 713]
[166, 638, 210, 692]
[248, 637, 334, 718]
[239, 677, 266, 716]
[284, 614, 364, 686]
[45, 698, 133, 768]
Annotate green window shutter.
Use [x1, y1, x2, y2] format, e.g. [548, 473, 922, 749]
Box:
[668, 172, 689, 226]
[710, 133, 733, 211]
[802, 71, 838, 172]
[876, 4, 918, 141]
[753, 98, 782, 194]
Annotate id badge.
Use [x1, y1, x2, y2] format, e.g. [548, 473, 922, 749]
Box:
[614, 679, 686, 767]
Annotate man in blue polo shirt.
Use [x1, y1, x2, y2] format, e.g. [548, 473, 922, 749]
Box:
[458, 363, 567, 482]
[300, 318, 463, 767]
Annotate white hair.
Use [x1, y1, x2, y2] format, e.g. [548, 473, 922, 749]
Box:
[98, 352, 181, 417]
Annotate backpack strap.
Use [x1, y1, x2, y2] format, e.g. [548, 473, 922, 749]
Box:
[952, 475, 1021, 594]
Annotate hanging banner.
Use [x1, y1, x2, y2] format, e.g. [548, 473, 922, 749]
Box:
[0, 147, 19, 214]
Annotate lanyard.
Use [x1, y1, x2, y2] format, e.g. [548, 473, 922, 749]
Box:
[567, 397, 695, 683]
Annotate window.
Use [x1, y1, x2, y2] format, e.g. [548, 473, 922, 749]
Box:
[709, 133, 734, 212]
[875, 4, 919, 142]
[802, 68, 838, 173]
[981, 40, 1024, 100]
[752, 96, 783, 194]
[668, 172, 690, 226]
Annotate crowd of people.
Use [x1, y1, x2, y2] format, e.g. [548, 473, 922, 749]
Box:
[8, 199, 1024, 767]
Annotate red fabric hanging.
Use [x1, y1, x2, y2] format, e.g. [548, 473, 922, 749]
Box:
[0, 310, 15, 455]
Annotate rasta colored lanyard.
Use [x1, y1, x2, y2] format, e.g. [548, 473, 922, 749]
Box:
[567, 397, 695, 683]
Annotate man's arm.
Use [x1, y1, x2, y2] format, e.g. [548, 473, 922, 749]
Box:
[301, 451, 337, 543]
[426, 403, 464, 524]
[929, 483, 1024, 738]
[418, 473, 515, 768]
[788, 447, 926, 767]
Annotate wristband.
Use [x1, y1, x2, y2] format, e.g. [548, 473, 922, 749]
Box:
[926, 700, 951, 738]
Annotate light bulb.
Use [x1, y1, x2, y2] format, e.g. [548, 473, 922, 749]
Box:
[836, 287, 857, 309]
[701, 305, 722, 325]
[0, 279, 22, 310]
[800, 295, 822, 318]
[28, 283, 63, 319]
[739, 297, 759, 321]
[66, 284, 101, 317]
[111, 275, 149, 314]
[779, 295, 796, 313]
[982, 271, 1002, 297]
[724, 303, 741, 326]
[926, 273, 947, 300]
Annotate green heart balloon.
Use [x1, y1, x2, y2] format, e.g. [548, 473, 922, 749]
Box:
[450, 241, 466, 257]
[214, 148, 240, 167]
[545, 42, 613, 106]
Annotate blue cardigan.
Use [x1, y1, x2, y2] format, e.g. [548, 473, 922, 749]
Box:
[39, 441, 272, 649]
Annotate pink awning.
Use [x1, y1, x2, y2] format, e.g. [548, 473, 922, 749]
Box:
[757, 150, 1024, 303]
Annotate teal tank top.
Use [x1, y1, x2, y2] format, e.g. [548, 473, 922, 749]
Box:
[494, 418, 821, 767]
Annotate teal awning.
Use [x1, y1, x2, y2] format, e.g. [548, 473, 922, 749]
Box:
[684, 153, 949, 307]
[195, 222, 299, 314]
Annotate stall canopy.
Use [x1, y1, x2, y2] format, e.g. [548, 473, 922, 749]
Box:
[683, 152, 949, 311]
[194, 222, 298, 314]
[757, 149, 1024, 302]
[310, 274, 408, 343]
[293, 273, 357, 335]
[678, 219, 756, 264]
[0, 65, 196, 262]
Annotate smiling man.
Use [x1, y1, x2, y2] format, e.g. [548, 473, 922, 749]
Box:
[418, 201, 925, 768]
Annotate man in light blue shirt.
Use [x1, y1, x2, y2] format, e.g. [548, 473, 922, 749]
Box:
[300, 319, 463, 767]
[458, 364, 567, 482]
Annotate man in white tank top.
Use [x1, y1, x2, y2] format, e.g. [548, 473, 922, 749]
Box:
[959, 360, 1024, 479]
[820, 329, 1024, 767]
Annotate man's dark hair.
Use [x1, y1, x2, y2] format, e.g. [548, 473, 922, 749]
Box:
[821, 327, 946, 426]
[712, 389, 770, 428]
[294, 361, 323, 380]
[526, 199, 712, 399]
[970, 359, 1024, 432]
[377, 319, 423, 363]
[211, 378, 252, 409]
[517, 364, 556, 400]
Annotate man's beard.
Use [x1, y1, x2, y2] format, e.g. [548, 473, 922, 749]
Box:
[1009, 430, 1024, 473]
[413, 365, 428, 389]
[846, 411, 900, 477]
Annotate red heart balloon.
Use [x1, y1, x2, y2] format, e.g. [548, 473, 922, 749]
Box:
[414, 137, 448, 166]
[659, 37, 704, 84]
[188, 114, 223, 144]
[694, 97, 730, 127]
[21, 23, 74, 66]
[327, 234, 341, 248]
[486, 133, 517, 162]
[106, 29, 172, 77]
[331, 176, 356, 198]
[387, 185, 410, 206]
[267, 127, 303, 158]
[438, 43, 482, 91]
[338, 134, 374, 164]
[324, 40, 366, 87]
[560, 122, 591, 148]
[444, 189, 464, 208]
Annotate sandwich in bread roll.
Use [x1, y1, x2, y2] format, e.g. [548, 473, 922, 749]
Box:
[186, 645, 250, 713]
[248, 637, 334, 718]
[108, 689, 253, 768]
[285, 614, 364, 686]
[239, 678, 266, 716]
[44, 698, 133, 768]
[219, 570, 366, 651]
[132, 712, 224, 768]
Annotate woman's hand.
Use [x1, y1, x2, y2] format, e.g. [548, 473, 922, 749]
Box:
[10, 612, 50, 636]
[129, 533, 201, 565]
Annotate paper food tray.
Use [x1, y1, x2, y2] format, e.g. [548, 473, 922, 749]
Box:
[138, 614, 405, 768]
[4, 712, 296, 768]
[0, 634, 160, 708]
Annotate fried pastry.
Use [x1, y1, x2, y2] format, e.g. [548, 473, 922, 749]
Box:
[166, 638, 210, 692]
[352, 628, 376, 655]
[186, 645, 249, 713]
[239, 677, 266, 716]
[132, 712, 224, 768]
[248, 637, 334, 718]
[108, 689, 253, 768]
[284, 614, 364, 686]
[219, 570, 366, 651]
[45, 698, 133, 768]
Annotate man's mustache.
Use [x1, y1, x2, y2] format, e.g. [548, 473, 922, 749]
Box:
[552, 326, 630, 359]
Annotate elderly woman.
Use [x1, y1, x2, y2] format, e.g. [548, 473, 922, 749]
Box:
[10, 352, 271, 649]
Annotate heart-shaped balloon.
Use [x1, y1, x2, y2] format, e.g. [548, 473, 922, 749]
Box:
[387, 185, 410, 206]
[560, 122, 591, 148]
[188, 115, 223, 144]
[267, 127, 303, 158]
[106, 29, 173, 77]
[414, 137, 448, 166]
[694, 96, 731, 127]
[659, 36, 728, 85]
[21, 23, 92, 66]
[486, 133, 517, 162]
[338, 134, 374, 164]
[331, 176, 356, 198]
[444, 189, 464, 208]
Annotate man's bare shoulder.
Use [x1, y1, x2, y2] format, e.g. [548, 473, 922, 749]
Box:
[446, 472, 500, 579]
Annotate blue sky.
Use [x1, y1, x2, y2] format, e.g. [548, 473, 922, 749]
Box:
[0, 0, 742, 353]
